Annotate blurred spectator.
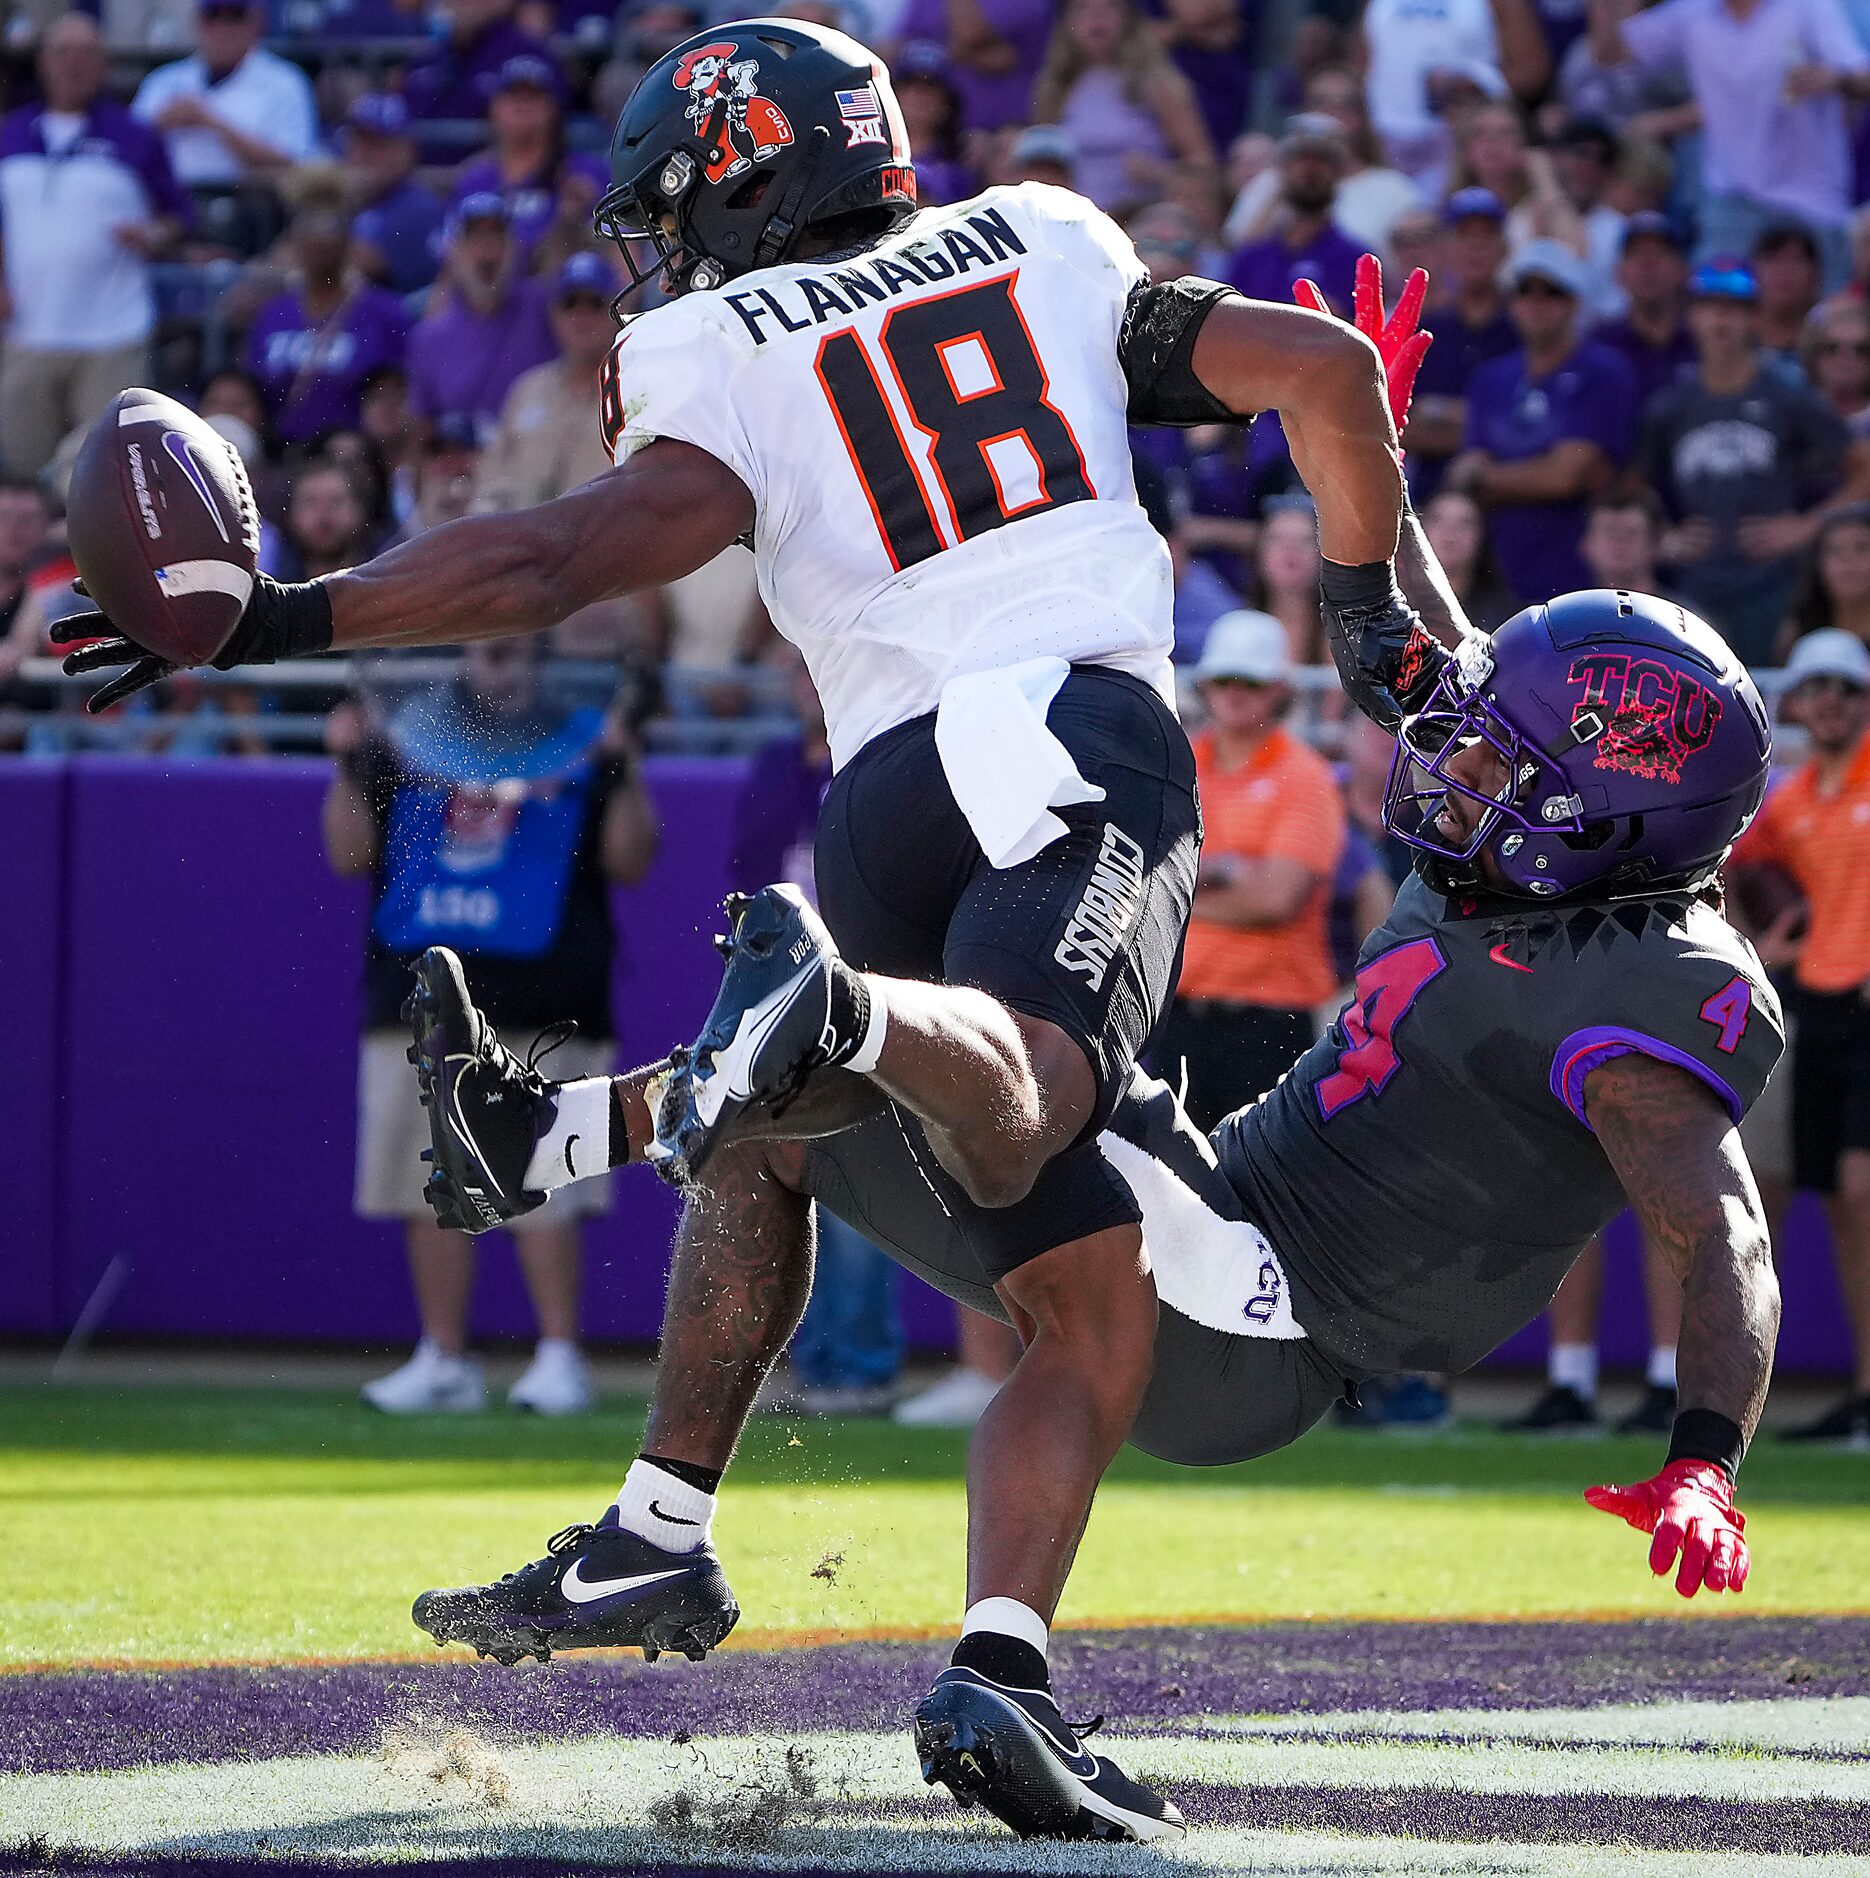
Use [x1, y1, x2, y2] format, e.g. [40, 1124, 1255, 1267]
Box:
[1547, 114, 1625, 311]
[341, 94, 444, 297]
[359, 365, 420, 526]
[894, 42, 977, 205]
[1148, 611, 1344, 1130]
[1006, 121, 1076, 187]
[1130, 198, 1213, 280]
[1579, 486, 1679, 600]
[1731, 628, 1870, 1442]
[1359, 0, 1538, 192]
[474, 251, 616, 511]
[729, 647, 905, 1416]
[1448, 239, 1635, 603]
[1158, 0, 1255, 153]
[403, 0, 559, 146]
[245, 205, 412, 447]
[407, 194, 556, 439]
[1252, 495, 1325, 662]
[1421, 486, 1518, 628]
[1406, 187, 1516, 498]
[1781, 501, 1870, 653]
[199, 364, 269, 442]
[1804, 293, 1870, 435]
[131, 0, 318, 186]
[278, 459, 376, 579]
[0, 15, 188, 479]
[1226, 66, 1425, 259]
[1754, 220, 1825, 365]
[1638, 256, 1857, 664]
[0, 478, 53, 694]
[1589, 211, 1694, 411]
[449, 55, 608, 273]
[895, 0, 1055, 133]
[1386, 203, 1444, 287]
[1227, 114, 1360, 311]
[1030, 0, 1215, 213]
[326, 639, 656, 1416]
[1561, 0, 1695, 129]
[1604, 0, 1870, 286]
[400, 413, 483, 538]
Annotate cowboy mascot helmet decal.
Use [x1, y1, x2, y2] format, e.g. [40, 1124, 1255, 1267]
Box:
[673, 41, 796, 184]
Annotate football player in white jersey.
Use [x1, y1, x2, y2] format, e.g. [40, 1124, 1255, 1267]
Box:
[61, 18, 1436, 1844]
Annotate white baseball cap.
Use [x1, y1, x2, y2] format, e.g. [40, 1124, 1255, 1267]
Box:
[1193, 610, 1292, 686]
[1784, 628, 1870, 689]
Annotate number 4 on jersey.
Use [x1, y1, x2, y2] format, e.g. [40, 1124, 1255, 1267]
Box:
[1317, 938, 1449, 1119]
[815, 275, 1093, 570]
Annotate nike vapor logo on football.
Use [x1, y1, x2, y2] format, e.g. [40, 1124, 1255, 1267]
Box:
[560, 1560, 688, 1604]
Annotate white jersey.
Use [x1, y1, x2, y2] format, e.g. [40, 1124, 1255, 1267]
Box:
[603, 182, 1176, 769]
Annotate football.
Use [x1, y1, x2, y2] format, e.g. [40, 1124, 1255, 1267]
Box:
[65, 387, 260, 668]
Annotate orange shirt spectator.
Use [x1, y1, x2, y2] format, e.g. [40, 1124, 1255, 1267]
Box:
[1147, 611, 1345, 1130]
[1736, 631, 1870, 994]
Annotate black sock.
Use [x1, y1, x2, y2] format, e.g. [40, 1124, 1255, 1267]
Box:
[951, 1631, 1050, 1691]
[640, 1452, 723, 1497]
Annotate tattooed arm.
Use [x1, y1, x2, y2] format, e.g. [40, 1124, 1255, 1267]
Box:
[1585, 1052, 1779, 1443]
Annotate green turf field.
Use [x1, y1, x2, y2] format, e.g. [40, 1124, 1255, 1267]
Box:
[5, 1381, 1866, 1669]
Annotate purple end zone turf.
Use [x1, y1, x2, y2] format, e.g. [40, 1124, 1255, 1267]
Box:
[4, 1617, 1867, 1778]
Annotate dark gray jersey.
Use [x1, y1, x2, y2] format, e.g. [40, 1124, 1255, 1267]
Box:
[1215, 872, 1784, 1378]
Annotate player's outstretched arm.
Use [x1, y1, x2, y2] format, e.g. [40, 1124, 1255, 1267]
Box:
[56, 440, 754, 704]
[328, 440, 754, 651]
[1581, 1051, 1778, 1597]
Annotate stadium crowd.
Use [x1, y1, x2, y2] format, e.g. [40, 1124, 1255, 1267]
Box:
[2, 0, 1869, 1440]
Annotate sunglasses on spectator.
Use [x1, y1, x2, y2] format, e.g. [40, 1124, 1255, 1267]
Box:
[555, 291, 609, 310]
[1817, 340, 1870, 357]
[1511, 279, 1573, 301]
[1797, 675, 1868, 698]
[199, 5, 251, 19]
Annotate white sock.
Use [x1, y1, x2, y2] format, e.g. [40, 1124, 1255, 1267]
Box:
[524, 1078, 616, 1191]
[1647, 1345, 1678, 1391]
[533, 1336, 580, 1363]
[1549, 1342, 1598, 1400]
[846, 977, 889, 1074]
[612, 1457, 715, 1552]
[960, 1596, 1049, 1661]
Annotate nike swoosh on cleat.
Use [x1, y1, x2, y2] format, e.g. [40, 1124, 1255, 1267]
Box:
[1488, 942, 1534, 975]
[564, 1135, 580, 1179]
[560, 1560, 689, 1605]
[648, 1500, 699, 1527]
[447, 1061, 505, 1201]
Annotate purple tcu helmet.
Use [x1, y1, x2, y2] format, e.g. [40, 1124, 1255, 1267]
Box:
[1385, 589, 1771, 898]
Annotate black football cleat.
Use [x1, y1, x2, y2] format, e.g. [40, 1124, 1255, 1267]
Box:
[406, 946, 564, 1235]
[412, 1510, 740, 1666]
[913, 1667, 1185, 1843]
[649, 885, 867, 1186]
[1499, 1383, 1599, 1435]
[1615, 1383, 1678, 1436]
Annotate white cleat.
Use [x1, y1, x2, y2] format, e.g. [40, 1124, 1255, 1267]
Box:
[893, 1366, 1005, 1428]
[508, 1341, 594, 1416]
[361, 1339, 487, 1415]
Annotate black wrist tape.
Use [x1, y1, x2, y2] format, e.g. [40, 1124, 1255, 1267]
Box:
[1667, 1408, 1745, 1482]
[1319, 558, 1404, 617]
[214, 578, 335, 670]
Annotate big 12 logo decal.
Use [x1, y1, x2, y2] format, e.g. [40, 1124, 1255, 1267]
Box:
[1568, 651, 1723, 784]
[673, 42, 795, 184]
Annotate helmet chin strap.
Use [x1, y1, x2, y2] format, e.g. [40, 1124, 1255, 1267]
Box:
[753, 124, 831, 271]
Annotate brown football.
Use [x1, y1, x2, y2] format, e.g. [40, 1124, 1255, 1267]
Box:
[66, 387, 260, 668]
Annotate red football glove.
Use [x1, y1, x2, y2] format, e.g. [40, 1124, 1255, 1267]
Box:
[1584, 1459, 1749, 1599]
[1293, 254, 1432, 442]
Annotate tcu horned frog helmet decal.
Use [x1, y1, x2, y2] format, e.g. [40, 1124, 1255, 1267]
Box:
[1383, 589, 1770, 899]
[595, 19, 917, 294]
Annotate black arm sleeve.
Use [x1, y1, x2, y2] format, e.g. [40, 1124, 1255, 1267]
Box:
[1118, 277, 1247, 428]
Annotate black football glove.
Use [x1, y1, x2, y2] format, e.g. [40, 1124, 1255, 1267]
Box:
[1318, 558, 1446, 733]
[50, 574, 336, 714]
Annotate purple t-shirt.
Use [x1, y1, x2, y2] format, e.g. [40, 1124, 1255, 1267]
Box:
[403, 19, 557, 139]
[406, 279, 557, 433]
[1168, 39, 1254, 151]
[1463, 339, 1638, 603]
[449, 151, 610, 265]
[1589, 314, 1697, 416]
[352, 175, 444, 295]
[1226, 221, 1361, 313]
[895, 0, 1055, 131]
[244, 284, 411, 444]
